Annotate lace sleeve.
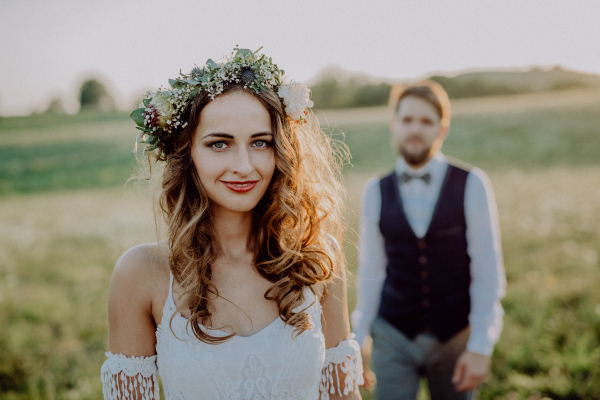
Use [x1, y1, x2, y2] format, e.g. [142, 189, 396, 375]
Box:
[319, 334, 364, 399]
[101, 352, 159, 400]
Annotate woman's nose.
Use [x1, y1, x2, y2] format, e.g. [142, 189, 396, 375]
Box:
[231, 147, 253, 176]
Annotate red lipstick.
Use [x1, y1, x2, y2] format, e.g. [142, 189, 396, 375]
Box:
[221, 180, 258, 193]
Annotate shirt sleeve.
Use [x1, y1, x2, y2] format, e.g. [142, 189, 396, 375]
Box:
[350, 177, 388, 348]
[101, 352, 159, 400]
[464, 168, 507, 356]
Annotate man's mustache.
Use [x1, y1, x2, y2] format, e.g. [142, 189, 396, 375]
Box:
[404, 135, 424, 143]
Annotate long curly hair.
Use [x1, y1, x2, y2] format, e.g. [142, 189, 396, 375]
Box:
[154, 83, 347, 344]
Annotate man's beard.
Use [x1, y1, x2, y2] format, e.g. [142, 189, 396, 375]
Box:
[400, 146, 431, 166]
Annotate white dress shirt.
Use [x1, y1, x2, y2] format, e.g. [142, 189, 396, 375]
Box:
[351, 152, 506, 356]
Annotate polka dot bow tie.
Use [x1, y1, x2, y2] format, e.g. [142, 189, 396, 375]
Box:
[400, 172, 431, 184]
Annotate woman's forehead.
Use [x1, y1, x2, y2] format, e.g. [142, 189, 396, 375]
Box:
[197, 92, 271, 138]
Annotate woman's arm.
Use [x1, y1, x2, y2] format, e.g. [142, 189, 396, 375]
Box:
[102, 245, 162, 400]
[108, 245, 159, 356]
[320, 266, 363, 400]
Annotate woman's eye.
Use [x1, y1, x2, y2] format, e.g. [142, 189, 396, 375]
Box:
[253, 140, 271, 148]
[210, 141, 227, 149]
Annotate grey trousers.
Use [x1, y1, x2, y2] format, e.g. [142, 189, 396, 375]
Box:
[371, 316, 474, 400]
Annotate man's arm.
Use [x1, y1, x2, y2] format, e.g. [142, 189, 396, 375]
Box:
[453, 168, 506, 392]
[350, 177, 388, 390]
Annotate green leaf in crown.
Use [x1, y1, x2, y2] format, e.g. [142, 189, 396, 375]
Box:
[206, 59, 221, 70]
[130, 108, 146, 128]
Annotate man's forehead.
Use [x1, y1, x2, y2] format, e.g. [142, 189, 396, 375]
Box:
[396, 96, 440, 117]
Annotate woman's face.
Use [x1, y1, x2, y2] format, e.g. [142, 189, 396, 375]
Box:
[191, 90, 276, 217]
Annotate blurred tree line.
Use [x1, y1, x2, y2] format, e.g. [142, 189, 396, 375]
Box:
[79, 79, 114, 111]
[310, 65, 600, 109]
[310, 77, 392, 109]
[39, 78, 114, 115]
[32, 66, 600, 115]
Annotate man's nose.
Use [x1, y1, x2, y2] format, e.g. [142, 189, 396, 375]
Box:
[407, 123, 422, 135]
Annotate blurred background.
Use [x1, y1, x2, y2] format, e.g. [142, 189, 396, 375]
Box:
[1, 1, 599, 399]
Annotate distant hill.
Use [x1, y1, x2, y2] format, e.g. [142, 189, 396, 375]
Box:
[308, 65, 600, 109]
[430, 66, 600, 99]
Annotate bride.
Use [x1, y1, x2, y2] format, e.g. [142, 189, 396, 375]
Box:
[101, 47, 363, 399]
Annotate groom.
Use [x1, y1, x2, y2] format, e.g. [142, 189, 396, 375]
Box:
[351, 81, 506, 399]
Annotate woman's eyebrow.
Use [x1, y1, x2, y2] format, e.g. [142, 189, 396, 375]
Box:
[202, 132, 273, 139]
[251, 132, 273, 138]
[202, 133, 234, 139]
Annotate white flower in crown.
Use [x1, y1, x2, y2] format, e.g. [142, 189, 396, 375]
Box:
[278, 81, 314, 121]
[145, 92, 176, 129]
[260, 64, 273, 80]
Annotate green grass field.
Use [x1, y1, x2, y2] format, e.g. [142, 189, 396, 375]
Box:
[1, 88, 600, 399]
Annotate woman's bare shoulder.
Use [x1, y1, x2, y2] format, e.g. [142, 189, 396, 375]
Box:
[111, 242, 170, 300]
[115, 242, 169, 270]
[108, 242, 170, 356]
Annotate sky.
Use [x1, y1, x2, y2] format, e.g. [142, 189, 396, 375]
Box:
[1, 0, 599, 116]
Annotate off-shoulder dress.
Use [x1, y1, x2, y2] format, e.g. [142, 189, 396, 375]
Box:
[101, 272, 363, 399]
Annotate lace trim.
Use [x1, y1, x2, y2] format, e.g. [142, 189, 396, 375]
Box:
[101, 352, 159, 400]
[319, 334, 364, 399]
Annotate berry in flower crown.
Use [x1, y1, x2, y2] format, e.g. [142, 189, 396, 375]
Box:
[130, 47, 314, 157]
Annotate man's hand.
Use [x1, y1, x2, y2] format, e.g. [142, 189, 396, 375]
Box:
[359, 341, 376, 391]
[451, 350, 490, 392]
[361, 368, 376, 392]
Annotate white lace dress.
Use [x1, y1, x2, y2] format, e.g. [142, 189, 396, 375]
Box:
[101, 273, 363, 399]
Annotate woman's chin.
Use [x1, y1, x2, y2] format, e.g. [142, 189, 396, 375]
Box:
[211, 201, 261, 216]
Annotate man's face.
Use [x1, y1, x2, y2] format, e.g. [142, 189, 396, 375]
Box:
[391, 96, 448, 167]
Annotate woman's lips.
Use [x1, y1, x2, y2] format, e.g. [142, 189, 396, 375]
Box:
[221, 180, 258, 193]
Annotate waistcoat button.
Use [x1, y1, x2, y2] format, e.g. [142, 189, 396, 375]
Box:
[422, 300, 430, 308]
[421, 271, 428, 279]
[418, 240, 426, 250]
[419, 256, 427, 265]
[422, 286, 429, 294]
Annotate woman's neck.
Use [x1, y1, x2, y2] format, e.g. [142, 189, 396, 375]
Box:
[212, 207, 254, 260]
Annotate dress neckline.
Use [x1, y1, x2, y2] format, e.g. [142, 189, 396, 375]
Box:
[165, 271, 317, 340]
[176, 310, 283, 339]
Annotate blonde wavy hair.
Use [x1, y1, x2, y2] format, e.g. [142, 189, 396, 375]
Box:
[153, 83, 347, 344]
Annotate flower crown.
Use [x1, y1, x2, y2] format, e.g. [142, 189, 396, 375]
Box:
[130, 47, 314, 156]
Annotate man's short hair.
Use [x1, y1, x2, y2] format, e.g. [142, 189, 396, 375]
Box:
[390, 80, 451, 126]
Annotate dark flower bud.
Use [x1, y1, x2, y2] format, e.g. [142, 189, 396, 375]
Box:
[240, 68, 256, 85]
[191, 67, 203, 78]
